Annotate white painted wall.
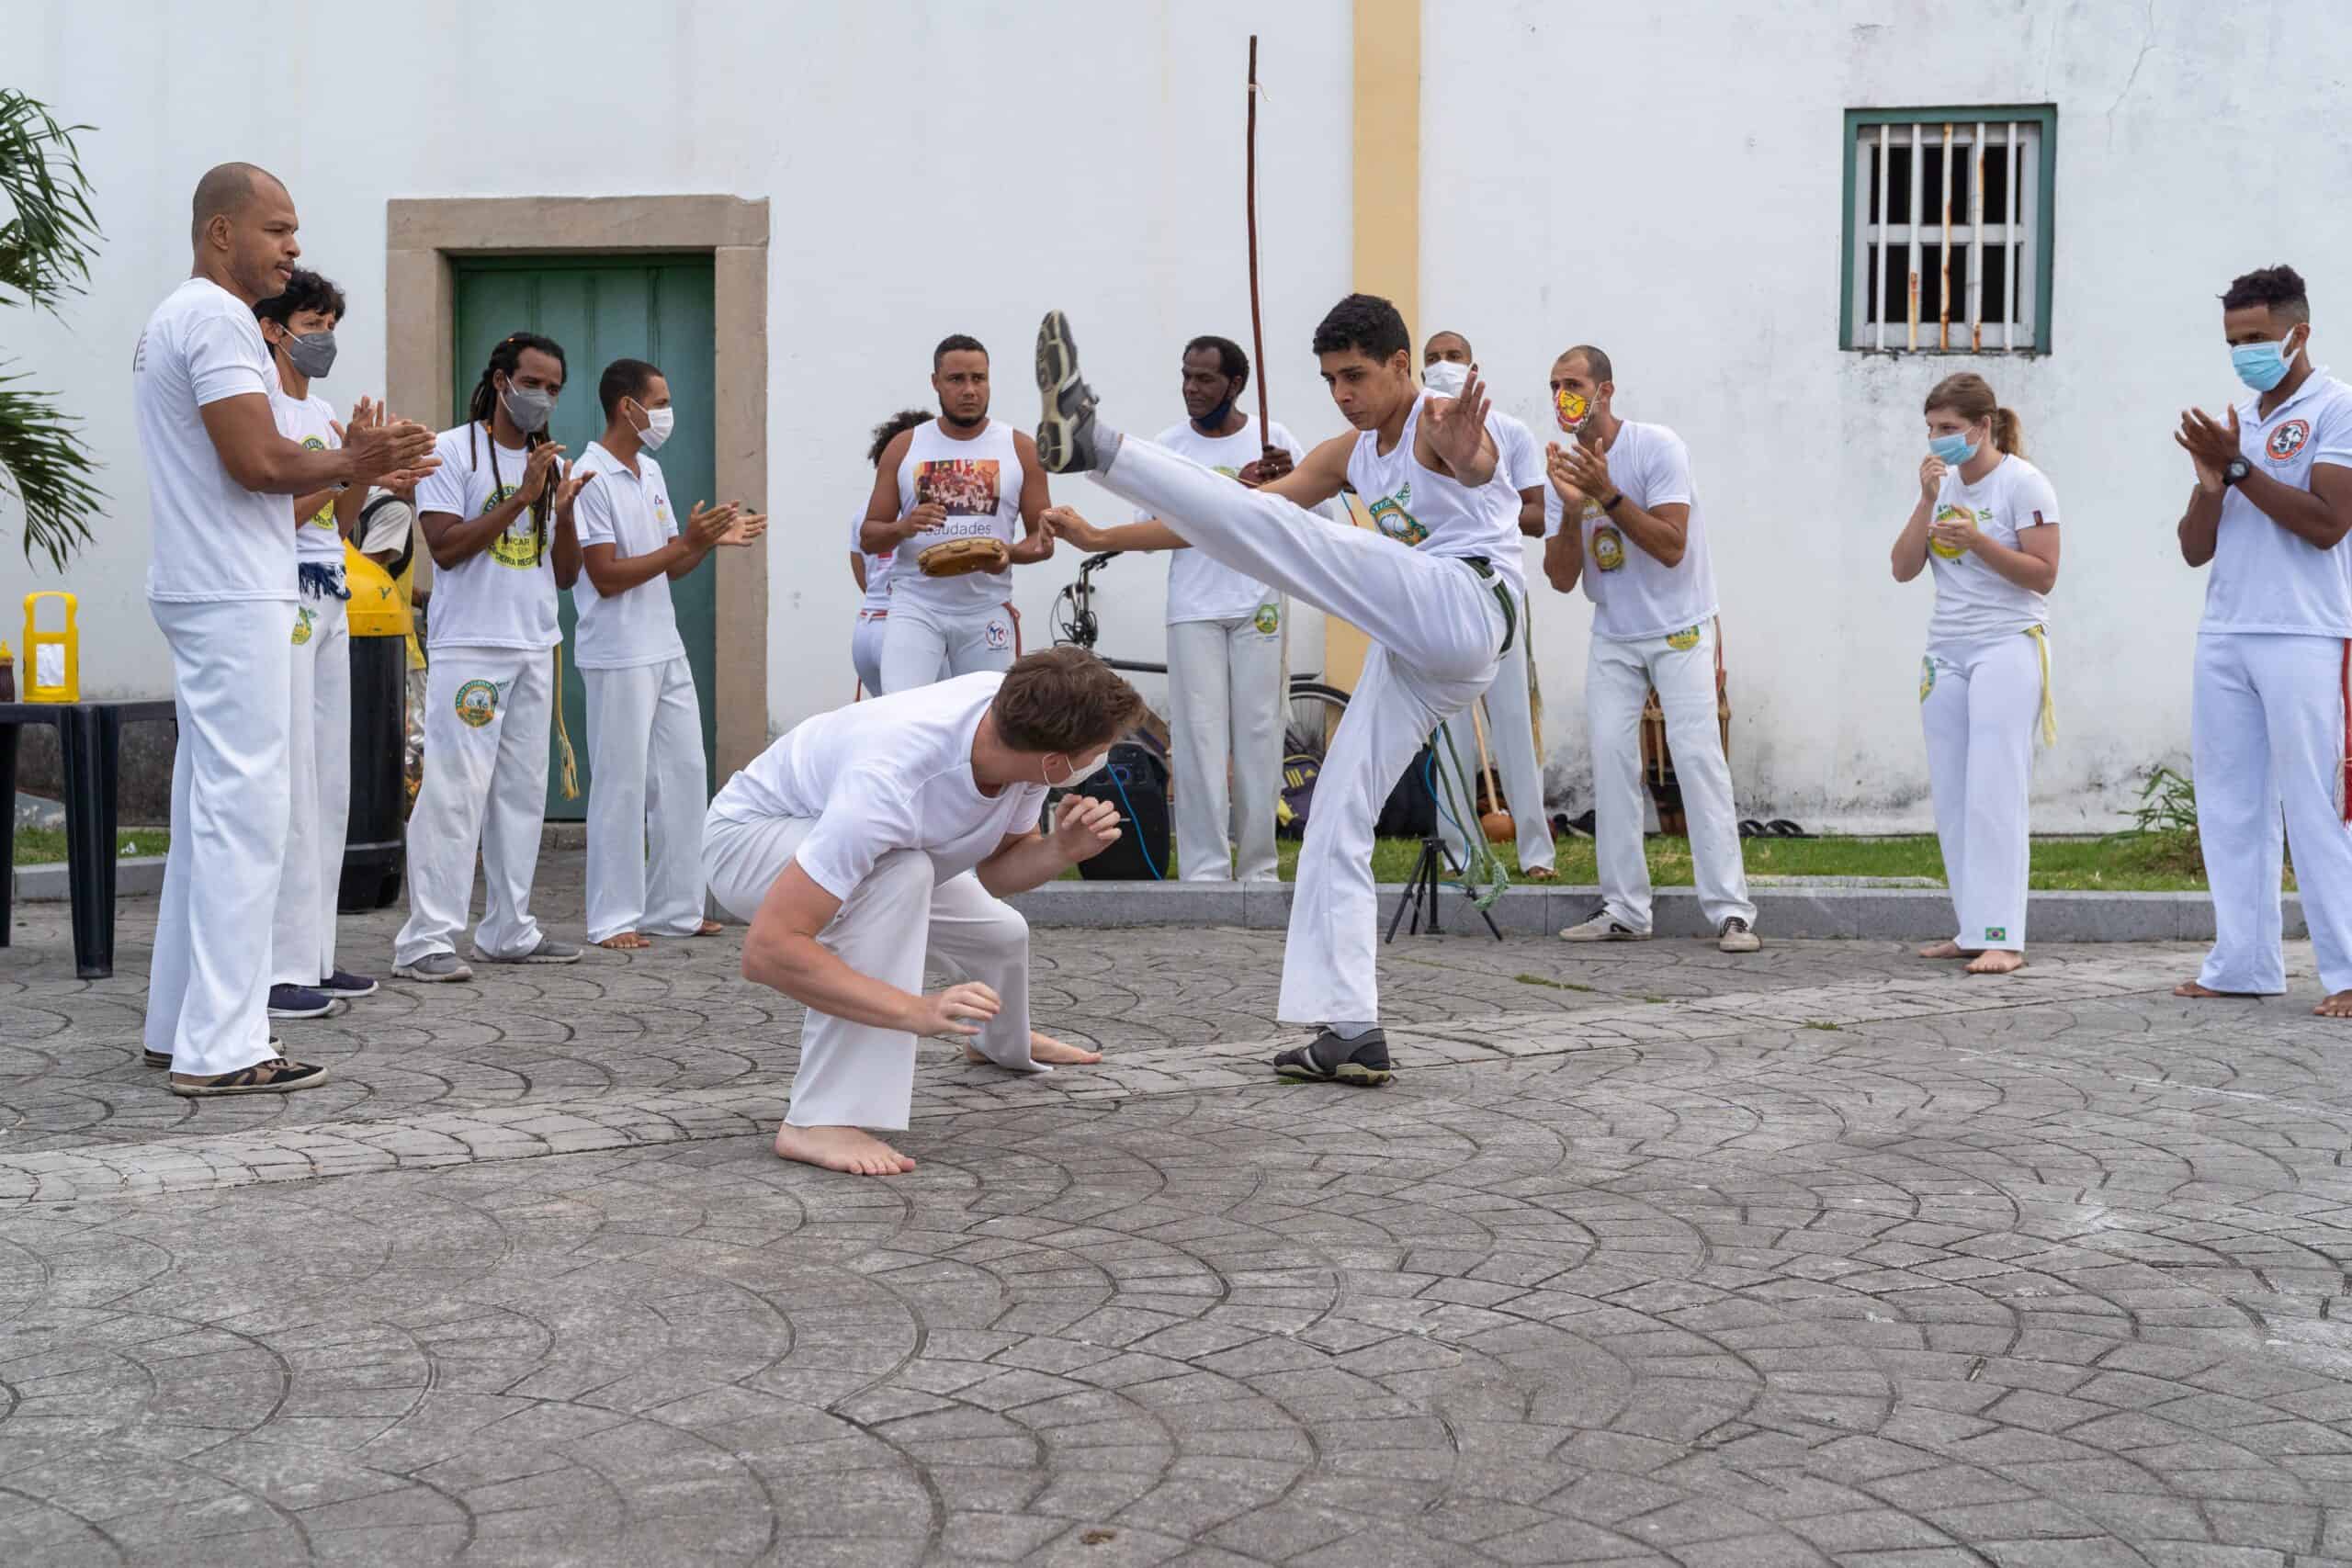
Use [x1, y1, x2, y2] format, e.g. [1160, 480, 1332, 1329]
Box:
[1423, 0, 2352, 829]
[7, 0, 2346, 829]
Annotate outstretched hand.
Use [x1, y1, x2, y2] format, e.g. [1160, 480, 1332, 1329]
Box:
[1423, 366, 1492, 475]
[1043, 505, 1111, 551]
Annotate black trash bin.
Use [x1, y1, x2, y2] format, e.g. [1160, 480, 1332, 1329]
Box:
[339, 545, 411, 911]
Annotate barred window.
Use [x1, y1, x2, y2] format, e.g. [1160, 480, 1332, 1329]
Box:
[1844, 107, 2056, 353]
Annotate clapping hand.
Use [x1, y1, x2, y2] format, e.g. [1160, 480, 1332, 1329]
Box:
[2176, 406, 2239, 492]
[1544, 442, 1588, 506]
[1555, 438, 1615, 505]
[1049, 794, 1122, 863]
[551, 460, 598, 520]
[515, 439, 567, 503]
[687, 500, 741, 547]
[719, 508, 768, 547]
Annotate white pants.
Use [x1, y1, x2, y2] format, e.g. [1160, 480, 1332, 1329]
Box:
[583, 656, 707, 942]
[2194, 631, 2352, 995]
[1438, 591, 1555, 874]
[879, 602, 1011, 694]
[703, 809, 1040, 1129]
[851, 610, 888, 697]
[1167, 606, 1284, 882]
[1588, 624, 1754, 932]
[1099, 434, 1505, 1022]
[271, 593, 350, 987]
[395, 645, 553, 966]
[1923, 633, 2041, 951]
[146, 598, 294, 1076]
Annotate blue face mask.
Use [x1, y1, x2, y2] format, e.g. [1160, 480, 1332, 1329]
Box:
[2233, 327, 2303, 393]
[1928, 432, 1978, 467]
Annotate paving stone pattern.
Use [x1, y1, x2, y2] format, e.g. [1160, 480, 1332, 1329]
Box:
[4, 852, 2351, 1565]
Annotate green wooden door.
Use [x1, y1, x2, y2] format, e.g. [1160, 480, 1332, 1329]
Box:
[449, 256, 718, 819]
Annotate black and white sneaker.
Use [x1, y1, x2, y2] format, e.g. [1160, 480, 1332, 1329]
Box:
[1034, 310, 1102, 474]
[1559, 909, 1650, 942]
[1272, 1027, 1394, 1088]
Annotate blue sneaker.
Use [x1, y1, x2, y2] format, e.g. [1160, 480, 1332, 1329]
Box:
[319, 969, 379, 998]
[266, 984, 334, 1020]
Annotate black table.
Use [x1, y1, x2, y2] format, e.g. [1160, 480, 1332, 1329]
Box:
[0, 699, 176, 979]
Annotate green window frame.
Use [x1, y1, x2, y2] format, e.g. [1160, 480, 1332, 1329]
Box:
[1841, 106, 2056, 354]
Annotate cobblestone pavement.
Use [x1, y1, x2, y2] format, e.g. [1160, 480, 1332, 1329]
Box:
[5, 852, 2352, 1564]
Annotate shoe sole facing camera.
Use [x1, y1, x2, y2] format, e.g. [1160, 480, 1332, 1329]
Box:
[1033, 310, 1092, 474]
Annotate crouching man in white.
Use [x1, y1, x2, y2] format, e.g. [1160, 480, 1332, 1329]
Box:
[706, 648, 1142, 1176]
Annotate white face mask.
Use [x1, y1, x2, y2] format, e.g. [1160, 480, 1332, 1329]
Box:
[633, 403, 675, 452]
[1422, 360, 1471, 397]
[1048, 750, 1109, 788]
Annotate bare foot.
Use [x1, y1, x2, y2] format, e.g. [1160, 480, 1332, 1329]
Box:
[2315, 990, 2352, 1019]
[690, 919, 722, 937]
[967, 1029, 1103, 1066]
[1965, 950, 2026, 975]
[1917, 941, 1977, 960]
[1524, 866, 1557, 883]
[2174, 979, 2266, 999]
[773, 1123, 917, 1176]
[596, 931, 651, 951]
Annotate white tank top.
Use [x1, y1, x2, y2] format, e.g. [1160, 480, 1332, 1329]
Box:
[889, 418, 1023, 616]
[1347, 393, 1524, 592]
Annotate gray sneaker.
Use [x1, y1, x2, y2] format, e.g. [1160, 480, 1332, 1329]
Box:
[393, 952, 474, 983]
[475, 937, 582, 965]
[1033, 310, 1102, 474]
[1717, 917, 1762, 953]
[1560, 909, 1650, 942]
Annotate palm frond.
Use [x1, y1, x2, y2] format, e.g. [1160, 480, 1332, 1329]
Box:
[0, 91, 102, 316]
[0, 363, 103, 572]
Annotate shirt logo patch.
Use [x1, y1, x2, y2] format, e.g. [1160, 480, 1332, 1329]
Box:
[1253, 603, 1281, 637]
[483, 484, 544, 569]
[2267, 419, 2311, 461]
[1666, 626, 1701, 651]
[984, 617, 1011, 651]
[454, 679, 500, 728]
[300, 435, 335, 527]
[1368, 483, 1428, 546]
[1592, 524, 1626, 572]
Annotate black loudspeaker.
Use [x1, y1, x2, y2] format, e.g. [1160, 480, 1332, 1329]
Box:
[1070, 738, 1173, 880]
[1374, 743, 1437, 839]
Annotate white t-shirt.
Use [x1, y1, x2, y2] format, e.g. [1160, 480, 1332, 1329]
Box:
[413, 423, 560, 651]
[272, 389, 346, 566]
[888, 419, 1026, 618]
[1493, 412, 1544, 493]
[1544, 420, 1716, 642]
[707, 672, 1045, 900]
[134, 276, 294, 603]
[1926, 454, 2059, 648]
[2201, 371, 2352, 637]
[1347, 393, 1525, 593]
[569, 440, 684, 671]
[1139, 415, 1303, 623]
[854, 510, 894, 614]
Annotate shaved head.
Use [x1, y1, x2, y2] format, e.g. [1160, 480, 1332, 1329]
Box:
[190, 163, 283, 247]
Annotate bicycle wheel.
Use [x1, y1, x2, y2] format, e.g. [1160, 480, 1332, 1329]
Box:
[1285, 679, 1349, 757]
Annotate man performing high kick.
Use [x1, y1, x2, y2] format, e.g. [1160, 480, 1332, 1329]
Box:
[1035, 296, 1521, 1088]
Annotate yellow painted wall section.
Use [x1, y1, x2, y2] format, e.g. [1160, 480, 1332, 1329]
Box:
[1329, 0, 1420, 693]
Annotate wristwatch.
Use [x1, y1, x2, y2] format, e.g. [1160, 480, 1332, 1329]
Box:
[1600, 492, 1626, 513]
[2222, 457, 2252, 488]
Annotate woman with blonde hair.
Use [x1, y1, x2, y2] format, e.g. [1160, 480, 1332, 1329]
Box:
[1891, 373, 2061, 974]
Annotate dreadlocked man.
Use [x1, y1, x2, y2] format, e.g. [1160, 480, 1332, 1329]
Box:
[393, 333, 595, 982]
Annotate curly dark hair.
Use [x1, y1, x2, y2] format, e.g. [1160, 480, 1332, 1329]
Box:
[2222, 265, 2310, 322]
[867, 408, 933, 468]
[1183, 334, 1250, 382]
[1311, 293, 1409, 362]
[254, 268, 346, 327]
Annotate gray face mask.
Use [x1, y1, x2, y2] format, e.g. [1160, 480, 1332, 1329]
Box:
[500, 379, 555, 434]
[277, 329, 336, 380]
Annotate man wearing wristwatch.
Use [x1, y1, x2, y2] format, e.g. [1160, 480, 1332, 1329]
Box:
[2173, 264, 2352, 1019]
[1541, 344, 1758, 953]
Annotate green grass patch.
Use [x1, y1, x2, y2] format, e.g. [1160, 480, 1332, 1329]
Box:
[14, 827, 169, 864]
[1065, 829, 2232, 891]
[1514, 973, 1594, 992]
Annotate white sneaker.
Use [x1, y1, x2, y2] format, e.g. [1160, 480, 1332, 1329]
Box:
[1717, 917, 1762, 953]
[1560, 909, 1650, 942]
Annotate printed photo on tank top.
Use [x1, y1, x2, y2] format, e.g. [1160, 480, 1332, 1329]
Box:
[915, 458, 1002, 536]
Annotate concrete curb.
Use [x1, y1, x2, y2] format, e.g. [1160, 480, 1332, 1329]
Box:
[1003, 881, 2298, 943]
[14, 856, 168, 904]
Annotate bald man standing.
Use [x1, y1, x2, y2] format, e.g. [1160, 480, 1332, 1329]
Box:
[135, 163, 434, 1096]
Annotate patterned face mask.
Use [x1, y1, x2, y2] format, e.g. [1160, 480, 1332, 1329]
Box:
[1555, 387, 1591, 433]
